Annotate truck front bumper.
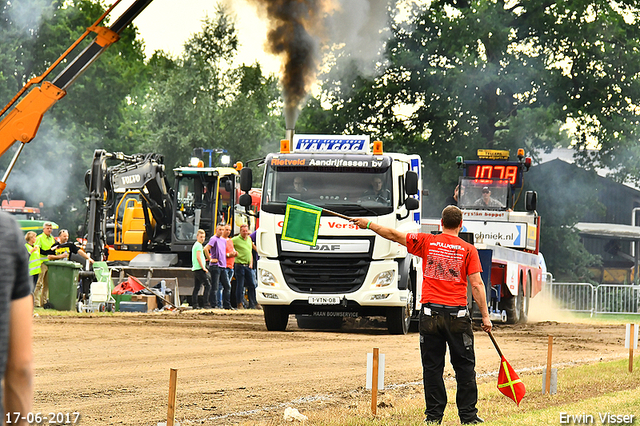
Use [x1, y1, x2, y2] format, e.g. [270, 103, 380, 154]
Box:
[256, 258, 410, 310]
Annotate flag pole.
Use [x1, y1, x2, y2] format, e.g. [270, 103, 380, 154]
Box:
[488, 331, 504, 358]
[321, 207, 353, 221]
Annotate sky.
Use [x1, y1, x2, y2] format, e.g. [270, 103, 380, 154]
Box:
[111, 0, 281, 74]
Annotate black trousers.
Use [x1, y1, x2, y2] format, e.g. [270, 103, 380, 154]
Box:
[419, 306, 478, 423]
[192, 269, 210, 308]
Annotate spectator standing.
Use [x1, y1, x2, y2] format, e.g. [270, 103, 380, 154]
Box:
[0, 212, 34, 424]
[50, 230, 94, 266]
[351, 206, 491, 425]
[250, 229, 259, 294]
[222, 224, 237, 308]
[191, 229, 211, 309]
[33, 222, 56, 307]
[205, 224, 233, 309]
[24, 231, 41, 288]
[232, 224, 258, 309]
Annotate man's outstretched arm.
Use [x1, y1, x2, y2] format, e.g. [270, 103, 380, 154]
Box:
[351, 218, 407, 247]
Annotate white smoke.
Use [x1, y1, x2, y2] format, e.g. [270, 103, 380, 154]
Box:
[6, 119, 86, 209]
[325, 0, 393, 76]
[5, 0, 53, 33]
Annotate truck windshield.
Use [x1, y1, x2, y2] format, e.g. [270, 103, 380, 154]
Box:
[262, 161, 394, 216]
[458, 177, 510, 210]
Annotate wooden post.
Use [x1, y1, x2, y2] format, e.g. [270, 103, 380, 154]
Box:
[371, 348, 379, 416]
[630, 324, 635, 373]
[545, 335, 553, 395]
[167, 368, 178, 426]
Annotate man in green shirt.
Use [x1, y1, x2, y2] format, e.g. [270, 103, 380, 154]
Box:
[33, 222, 58, 308]
[231, 224, 258, 309]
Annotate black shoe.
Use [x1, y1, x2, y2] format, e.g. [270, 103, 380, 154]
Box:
[203, 304, 212, 309]
[462, 416, 484, 424]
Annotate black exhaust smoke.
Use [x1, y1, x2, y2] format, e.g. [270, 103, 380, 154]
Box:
[247, 0, 394, 134]
[247, 0, 325, 130]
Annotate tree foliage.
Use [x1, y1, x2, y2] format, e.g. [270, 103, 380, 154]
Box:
[297, 0, 640, 277]
[140, 5, 282, 177]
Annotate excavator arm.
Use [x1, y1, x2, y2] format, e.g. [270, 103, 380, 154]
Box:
[85, 149, 174, 260]
[0, 0, 155, 197]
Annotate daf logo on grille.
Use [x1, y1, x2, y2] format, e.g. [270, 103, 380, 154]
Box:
[311, 244, 340, 251]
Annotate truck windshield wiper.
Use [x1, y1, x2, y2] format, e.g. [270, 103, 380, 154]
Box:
[324, 203, 378, 216]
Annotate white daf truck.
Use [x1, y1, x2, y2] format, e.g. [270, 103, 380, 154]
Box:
[246, 134, 422, 334]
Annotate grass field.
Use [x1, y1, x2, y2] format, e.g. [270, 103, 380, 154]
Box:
[277, 358, 640, 426]
[239, 336, 639, 426]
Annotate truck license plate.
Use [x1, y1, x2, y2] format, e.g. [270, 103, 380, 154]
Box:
[308, 296, 340, 305]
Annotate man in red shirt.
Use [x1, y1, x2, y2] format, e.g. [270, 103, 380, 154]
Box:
[352, 205, 491, 425]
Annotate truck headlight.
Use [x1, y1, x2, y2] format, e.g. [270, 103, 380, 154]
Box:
[371, 270, 395, 288]
[259, 269, 278, 287]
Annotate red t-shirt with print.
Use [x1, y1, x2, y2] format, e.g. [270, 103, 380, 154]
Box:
[406, 232, 482, 306]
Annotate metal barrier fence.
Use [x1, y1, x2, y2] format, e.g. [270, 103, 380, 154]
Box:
[545, 282, 595, 314]
[544, 282, 640, 315]
[595, 284, 640, 315]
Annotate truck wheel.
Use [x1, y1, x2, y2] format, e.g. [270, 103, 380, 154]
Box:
[386, 290, 413, 335]
[263, 306, 289, 331]
[503, 283, 522, 324]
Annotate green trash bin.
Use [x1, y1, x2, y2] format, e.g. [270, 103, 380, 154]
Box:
[45, 260, 82, 311]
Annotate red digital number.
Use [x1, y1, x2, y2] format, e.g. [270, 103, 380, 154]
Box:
[471, 165, 518, 185]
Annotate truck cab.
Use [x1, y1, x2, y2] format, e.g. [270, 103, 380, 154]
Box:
[253, 134, 422, 334]
[424, 149, 543, 324]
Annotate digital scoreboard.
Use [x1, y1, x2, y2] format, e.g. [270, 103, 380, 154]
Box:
[465, 162, 522, 186]
[464, 161, 524, 187]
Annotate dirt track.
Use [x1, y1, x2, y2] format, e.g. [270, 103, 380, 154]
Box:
[32, 300, 630, 426]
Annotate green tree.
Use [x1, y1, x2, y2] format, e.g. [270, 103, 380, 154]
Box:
[141, 5, 282, 176]
[299, 0, 640, 278]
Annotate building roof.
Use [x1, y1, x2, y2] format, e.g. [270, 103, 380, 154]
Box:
[536, 148, 639, 190]
[575, 222, 640, 241]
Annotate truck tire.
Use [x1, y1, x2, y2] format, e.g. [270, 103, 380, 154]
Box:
[263, 306, 289, 331]
[503, 284, 522, 324]
[386, 289, 413, 335]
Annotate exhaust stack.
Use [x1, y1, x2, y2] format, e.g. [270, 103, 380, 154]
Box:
[285, 128, 295, 143]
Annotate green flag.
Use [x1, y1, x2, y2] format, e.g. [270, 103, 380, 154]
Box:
[282, 197, 322, 246]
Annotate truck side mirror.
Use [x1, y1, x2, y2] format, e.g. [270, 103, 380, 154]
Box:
[239, 193, 252, 208]
[225, 179, 232, 193]
[405, 171, 418, 195]
[525, 191, 537, 211]
[405, 197, 419, 211]
[240, 168, 252, 192]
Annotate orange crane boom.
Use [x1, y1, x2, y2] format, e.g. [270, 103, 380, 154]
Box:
[0, 0, 155, 196]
